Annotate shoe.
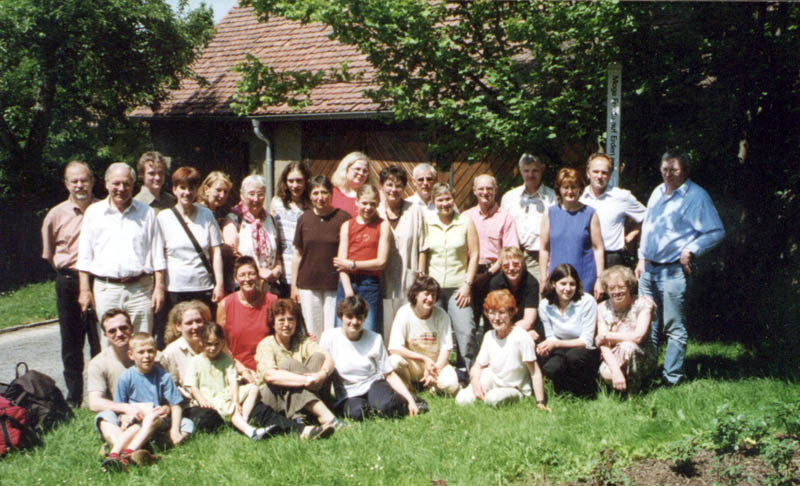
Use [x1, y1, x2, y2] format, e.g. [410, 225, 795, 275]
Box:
[325, 418, 351, 430]
[128, 449, 160, 466]
[414, 397, 430, 414]
[300, 424, 334, 440]
[102, 453, 128, 473]
[250, 424, 279, 441]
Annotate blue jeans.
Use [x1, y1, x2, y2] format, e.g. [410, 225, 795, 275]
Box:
[639, 262, 688, 384]
[336, 275, 383, 335]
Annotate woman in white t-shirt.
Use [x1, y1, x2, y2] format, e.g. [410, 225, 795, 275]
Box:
[320, 295, 421, 421]
[157, 167, 224, 346]
[456, 289, 549, 409]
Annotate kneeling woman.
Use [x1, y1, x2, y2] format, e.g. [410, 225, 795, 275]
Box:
[320, 296, 420, 420]
[255, 299, 344, 432]
[596, 265, 657, 393]
[537, 263, 599, 396]
[456, 289, 548, 409]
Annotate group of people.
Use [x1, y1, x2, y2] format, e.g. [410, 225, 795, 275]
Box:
[40, 148, 724, 470]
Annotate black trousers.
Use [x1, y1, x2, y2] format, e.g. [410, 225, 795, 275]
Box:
[55, 270, 100, 406]
[539, 347, 600, 397]
[340, 379, 408, 421]
[248, 402, 304, 435]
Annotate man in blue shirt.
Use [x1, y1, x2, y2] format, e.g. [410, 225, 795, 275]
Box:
[635, 151, 724, 385]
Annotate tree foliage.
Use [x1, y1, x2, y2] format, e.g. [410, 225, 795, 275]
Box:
[0, 0, 215, 198]
[236, 1, 800, 345]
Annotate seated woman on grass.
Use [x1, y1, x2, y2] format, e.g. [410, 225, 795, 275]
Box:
[456, 289, 548, 409]
[255, 298, 344, 435]
[320, 295, 421, 421]
[537, 263, 599, 397]
[595, 265, 657, 393]
[185, 323, 273, 441]
[387, 275, 460, 396]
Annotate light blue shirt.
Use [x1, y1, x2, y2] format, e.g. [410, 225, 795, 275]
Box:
[538, 293, 597, 349]
[638, 180, 724, 263]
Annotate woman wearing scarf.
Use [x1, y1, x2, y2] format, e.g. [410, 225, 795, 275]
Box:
[223, 174, 282, 290]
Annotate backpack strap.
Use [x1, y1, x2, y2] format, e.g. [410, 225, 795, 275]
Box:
[14, 363, 28, 380]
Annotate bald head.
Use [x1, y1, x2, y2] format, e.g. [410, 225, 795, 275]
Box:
[472, 174, 498, 209]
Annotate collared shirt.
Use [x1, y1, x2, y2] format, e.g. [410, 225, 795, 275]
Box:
[538, 293, 597, 349]
[500, 184, 557, 251]
[580, 186, 646, 252]
[41, 199, 96, 269]
[463, 204, 519, 264]
[426, 212, 469, 289]
[405, 192, 435, 211]
[160, 336, 199, 400]
[134, 188, 176, 212]
[77, 197, 166, 278]
[638, 180, 724, 263]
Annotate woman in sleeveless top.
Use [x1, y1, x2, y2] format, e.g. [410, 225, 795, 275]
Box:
[333, 184, 390, 335]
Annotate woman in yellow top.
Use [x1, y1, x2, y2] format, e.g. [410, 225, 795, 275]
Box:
[425, 182, 480, 371]
[254, 298, 346, 432]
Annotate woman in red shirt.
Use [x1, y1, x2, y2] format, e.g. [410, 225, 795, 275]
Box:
[333, 184, 390, 334]
[217, 256, 278, 383]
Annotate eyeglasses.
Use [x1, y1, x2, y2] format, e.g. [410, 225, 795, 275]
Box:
[105, 326, 132, 335]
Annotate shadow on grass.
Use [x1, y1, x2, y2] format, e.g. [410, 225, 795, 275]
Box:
[683, 342, 800, 382]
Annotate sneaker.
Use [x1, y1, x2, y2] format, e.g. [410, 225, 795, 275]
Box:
[414, 397, 430, 414]
[300, 424, 334, 440]
[456, 368, 470, 387]
[250, 424, 279, 441]
[128, 449, 160, 466]
[325, 418, 351, 430]
[102, 453, 128, 473]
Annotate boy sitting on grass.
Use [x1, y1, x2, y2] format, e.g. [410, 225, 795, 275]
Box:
[103, 332, 194, 471]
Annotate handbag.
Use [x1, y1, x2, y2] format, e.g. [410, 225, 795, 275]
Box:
[171, 207, 214, 277]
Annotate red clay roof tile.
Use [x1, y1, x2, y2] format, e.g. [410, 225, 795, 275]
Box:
[131, 5, 378, 119]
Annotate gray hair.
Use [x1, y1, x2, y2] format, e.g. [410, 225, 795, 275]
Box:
[104, 162, 136, 183]
[241, 174, 267, 192]
[64, 160, 92, 179]
[412, 163, 436, 180]
[473, 174, 497, 189]
[518, 153, 544, 171]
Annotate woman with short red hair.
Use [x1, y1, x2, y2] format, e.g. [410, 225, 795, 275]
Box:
[539, 167, 604, 297]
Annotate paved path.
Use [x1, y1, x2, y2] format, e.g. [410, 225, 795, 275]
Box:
[0, 323, 91, 404]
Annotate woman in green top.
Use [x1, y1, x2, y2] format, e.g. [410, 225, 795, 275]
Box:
[425, 182, 480, 371]
[254, 298, 346, 430]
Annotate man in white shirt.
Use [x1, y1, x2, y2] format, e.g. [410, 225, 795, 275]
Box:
[500, 153, 557, 283]
[405, 163, 437, 211]
[579, 153, 646, 268]
[78, 163, 166, 340]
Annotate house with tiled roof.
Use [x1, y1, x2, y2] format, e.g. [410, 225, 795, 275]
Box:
[132, 4, 500, 206]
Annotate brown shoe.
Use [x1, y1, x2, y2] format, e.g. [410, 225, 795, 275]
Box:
[128, 449, 161, 466]
[300, 424, 334, 440]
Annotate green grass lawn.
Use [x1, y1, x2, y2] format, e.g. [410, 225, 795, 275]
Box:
[0, 280, 56, 329]
[1, 342, 798, 485]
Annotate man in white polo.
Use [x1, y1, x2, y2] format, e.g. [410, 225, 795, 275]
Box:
[500, 153, 556, 283]
[579, 153, 646, 268]
[78, 162, 166, 340]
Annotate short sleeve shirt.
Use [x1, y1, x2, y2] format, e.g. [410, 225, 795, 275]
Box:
[475, 326, 537, 395]
[488, 271, 539, 321]
[320, 328, 393, 398]
[157, 204, 222, 292]
[387, 304, 453, 361]
[114, 365, 183, 406]
[255, 335, 320, 378]
[87, 347, 132, 398]
[293, 208, 351, 290]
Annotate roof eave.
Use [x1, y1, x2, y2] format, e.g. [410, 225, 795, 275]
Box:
[130, 110, 390, 123]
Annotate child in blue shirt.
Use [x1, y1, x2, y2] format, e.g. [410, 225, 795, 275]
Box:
[104, 332, 193, 471]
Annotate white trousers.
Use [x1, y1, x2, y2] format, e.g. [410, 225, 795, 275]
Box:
[298, 289, 337, 338]
[389, 354, 460, 396]
[455, 368, 524, 406]
[93, 276, 154, 347]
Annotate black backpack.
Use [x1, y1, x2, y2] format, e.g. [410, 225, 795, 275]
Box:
[1, 363, 74, 431]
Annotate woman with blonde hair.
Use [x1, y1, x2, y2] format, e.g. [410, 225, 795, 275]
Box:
[330, 151, 373, 217]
